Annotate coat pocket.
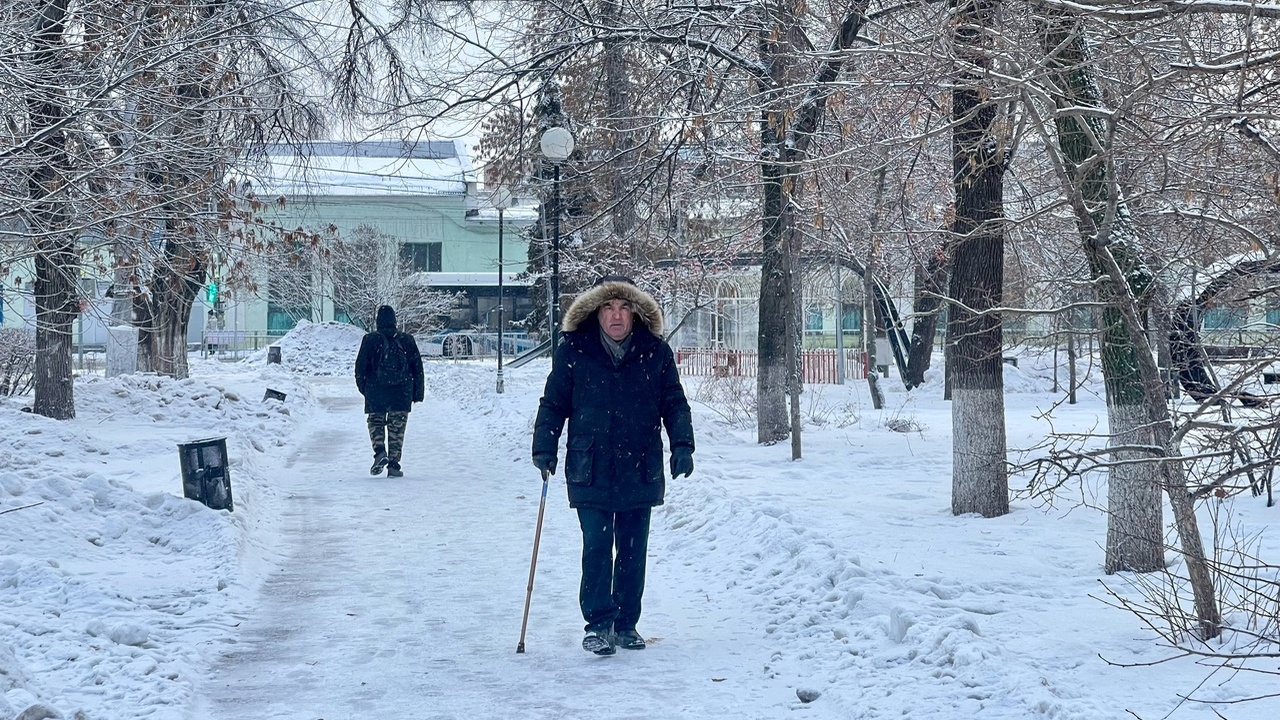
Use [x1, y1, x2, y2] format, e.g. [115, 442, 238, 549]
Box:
[643, 439, 664, 484]
[566, 437, 594, 486]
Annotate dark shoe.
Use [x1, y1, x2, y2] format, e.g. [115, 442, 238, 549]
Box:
[370, 452, 388, 475]
[582, 628, 615, 656]
[387, 464, 404, 478]
[614, 629, 646, 650]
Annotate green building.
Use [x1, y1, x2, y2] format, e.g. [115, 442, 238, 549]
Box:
[231, 139, 534, 338]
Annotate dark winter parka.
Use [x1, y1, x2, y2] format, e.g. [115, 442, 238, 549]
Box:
[533, 280, 695, 511]
[355, 306, 425, 414]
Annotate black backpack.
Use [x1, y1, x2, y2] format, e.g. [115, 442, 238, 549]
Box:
[375, 333, 411, 386]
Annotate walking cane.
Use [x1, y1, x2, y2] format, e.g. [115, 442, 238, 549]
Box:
[517, 469, 551, 653]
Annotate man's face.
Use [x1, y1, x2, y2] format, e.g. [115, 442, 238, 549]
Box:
[598, 299, 635, 342]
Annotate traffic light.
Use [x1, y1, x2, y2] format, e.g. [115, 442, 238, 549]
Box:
[206, 282, 218, 305]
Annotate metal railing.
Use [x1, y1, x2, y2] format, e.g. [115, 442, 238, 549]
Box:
[676, 347, 868, 383]
[199, 330, 278, 359]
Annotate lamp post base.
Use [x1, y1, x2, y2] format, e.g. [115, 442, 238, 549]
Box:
[496, 369, 505, 394]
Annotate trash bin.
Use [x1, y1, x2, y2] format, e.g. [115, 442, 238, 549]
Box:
[178, 437, 234, 511]
[267, 345, 282, 364]
[263, 388, 287, 402]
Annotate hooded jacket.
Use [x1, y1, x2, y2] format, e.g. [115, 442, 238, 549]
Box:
[355, 306, 425, 414]
[532, 279, 694, 510]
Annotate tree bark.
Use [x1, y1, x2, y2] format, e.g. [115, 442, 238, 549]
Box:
[755, 1, 871, 445]
[757, 126, 793, 443]
[134, 1, 224, 379]
[904, 245, 949, 389]
[948, 0, 1008, 518]
[1036, 9, 1219, 636]
[600, 0, 638, 262]
[1037, 8, 1164, 573]
[137, 217, 206, 379]
[27, 0, 77, 420]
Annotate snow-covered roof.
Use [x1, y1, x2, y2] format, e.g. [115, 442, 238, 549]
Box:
[1164, 249, 1277, 304]
[251, 140, 475, 197]
[415, 271, 532, 287]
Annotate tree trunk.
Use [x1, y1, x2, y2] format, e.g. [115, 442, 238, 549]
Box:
[138, 217, 205, 379]
[863, 265, 884, 410]
[754, 1, 871, 445]
[755, 5, 797, 445]
[601, 0, 638, 264]
[1037, 9, 1219, 636]
[757, 141, 792, 443]
[135, 1, 224, 380]
[904, 245, 948, 389]
[27, 0, 76, 420]
[1037, 9, 1164, 573]
[1102, 404, 1165, 573]
[948, 0, 1008, 518]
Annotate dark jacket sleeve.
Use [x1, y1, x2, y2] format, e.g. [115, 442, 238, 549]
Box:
[354, 335, 374, 395]
[659, 344, 695, 453]
[406, 334, 425, 402]
[532, 343, 573, 459]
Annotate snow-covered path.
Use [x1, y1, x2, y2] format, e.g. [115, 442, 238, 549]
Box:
[5, 326, 1277, 720]
[192, 374, 790, 719]
[174, 359, 1280, 720]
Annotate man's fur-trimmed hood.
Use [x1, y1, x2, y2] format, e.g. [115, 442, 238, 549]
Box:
[562, 280, 664, 337]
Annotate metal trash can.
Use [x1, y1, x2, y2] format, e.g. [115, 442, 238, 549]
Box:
[267, 345, 282, 364]
[178, 437, 234, 511]
[263, 388, 287, 402]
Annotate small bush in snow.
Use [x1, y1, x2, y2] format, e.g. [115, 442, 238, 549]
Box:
[0, 328, 35, 397]
[689, 372, 756, 429]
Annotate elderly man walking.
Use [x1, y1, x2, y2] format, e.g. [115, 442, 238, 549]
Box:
[532, 275, 695, 656]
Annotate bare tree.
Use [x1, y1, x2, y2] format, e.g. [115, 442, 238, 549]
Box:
[948, 0, 1010, 517]
[3, 0, 326, 397]
[327, 224, 458, 334]
[21, 0, 78, 419]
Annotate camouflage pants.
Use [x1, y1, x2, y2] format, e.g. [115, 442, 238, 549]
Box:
[367, 412, 409, 464]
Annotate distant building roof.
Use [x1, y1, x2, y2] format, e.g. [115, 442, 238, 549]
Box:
[253, 139, 474, 198]
[267, 140, 458, 160]
[415, 272, 532, 287]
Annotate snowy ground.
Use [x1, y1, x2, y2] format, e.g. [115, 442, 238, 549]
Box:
[1, 321, 1277, 719]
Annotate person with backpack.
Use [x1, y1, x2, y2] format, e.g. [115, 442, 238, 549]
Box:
[355, 305, 425, 477]
[532, 276, 695, 655]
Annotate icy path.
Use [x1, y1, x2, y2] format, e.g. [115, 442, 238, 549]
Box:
[191, 373, 793, 720]
[186, 364, 1272, 720]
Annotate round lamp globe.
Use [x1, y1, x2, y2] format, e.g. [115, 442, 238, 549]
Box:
[540, 127, 575, 163]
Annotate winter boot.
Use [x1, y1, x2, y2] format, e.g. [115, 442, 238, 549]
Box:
[387, 463, 404, 478]
[370, 450, 389, 475]
[582, 626, 615, 656]
[614, 629, 646, 650]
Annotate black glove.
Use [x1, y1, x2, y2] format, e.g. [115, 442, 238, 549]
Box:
[532, 454, 557, 476]
[670, 448, 694, 478]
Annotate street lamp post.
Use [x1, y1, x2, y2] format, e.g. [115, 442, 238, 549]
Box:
[539, 126, 575, 352]
[491, 187, 514, 394]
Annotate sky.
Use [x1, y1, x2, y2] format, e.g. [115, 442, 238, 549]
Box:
[1, 321, 1277, 719]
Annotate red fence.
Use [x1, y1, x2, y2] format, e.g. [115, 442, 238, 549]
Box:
[676, 348, 868, 383]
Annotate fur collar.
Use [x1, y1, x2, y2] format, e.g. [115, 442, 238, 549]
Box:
[561, 280, 663, 337]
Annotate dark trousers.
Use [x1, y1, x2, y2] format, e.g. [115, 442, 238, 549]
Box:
[576, 507, 651, 633]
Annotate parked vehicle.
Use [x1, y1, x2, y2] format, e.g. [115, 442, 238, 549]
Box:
[422, 329, 480, 358]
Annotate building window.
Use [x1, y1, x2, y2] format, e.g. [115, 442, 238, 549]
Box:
[400, 242, 442, 272]
[841, 303, 862, 332]
[267, 302, 311, 336]
[806, 305, 824, 331]
[1203, 306, 1247, 329]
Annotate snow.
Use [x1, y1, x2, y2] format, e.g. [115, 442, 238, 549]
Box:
[253, 143, 474, 198]
[1, 324, 1277, 719]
